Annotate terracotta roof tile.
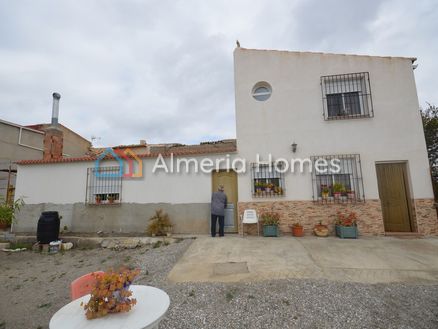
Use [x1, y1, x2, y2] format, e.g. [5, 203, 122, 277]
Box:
[17, 139, 237, 165]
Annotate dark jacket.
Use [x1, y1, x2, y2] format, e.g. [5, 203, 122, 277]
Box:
[211, 191, 227, 216]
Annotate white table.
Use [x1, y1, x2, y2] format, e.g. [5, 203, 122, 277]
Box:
[49, 285, 170, 329]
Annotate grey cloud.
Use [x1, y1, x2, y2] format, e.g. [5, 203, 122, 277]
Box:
[0, 0, 437, 147]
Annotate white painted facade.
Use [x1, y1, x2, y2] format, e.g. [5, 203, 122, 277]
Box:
[15, 154, 240, 205]
[234, 48, 433, 202]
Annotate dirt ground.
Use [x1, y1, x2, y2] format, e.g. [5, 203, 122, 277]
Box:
[0, 240, 178, 329]
[1, 238, 438, 329]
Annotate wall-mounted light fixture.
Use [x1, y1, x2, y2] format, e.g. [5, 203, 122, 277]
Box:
[291, 142, 297, 153]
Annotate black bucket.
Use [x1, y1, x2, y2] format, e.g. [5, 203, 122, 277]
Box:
[37, 211, 60, 244]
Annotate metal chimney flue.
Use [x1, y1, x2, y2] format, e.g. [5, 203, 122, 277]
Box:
[51, 92, 61, 126]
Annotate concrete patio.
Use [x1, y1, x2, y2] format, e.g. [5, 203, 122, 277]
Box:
[167, 235, 438, 284]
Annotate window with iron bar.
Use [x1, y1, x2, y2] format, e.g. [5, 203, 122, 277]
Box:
[310, 154, 365, 203]
[321, 72, 373, 120]
[251, 163, 285, 198]
[86, 166, 122, 205]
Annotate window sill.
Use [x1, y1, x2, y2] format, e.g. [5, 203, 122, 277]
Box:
[252, 191, 285, 198]
[314, 196, 364, 204]
[325, 113, 372, 120]
[88, 202, 122, 206]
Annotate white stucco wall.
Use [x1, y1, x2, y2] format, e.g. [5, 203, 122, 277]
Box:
[234, 48, 433, 202]
[15, 154, 238, 204]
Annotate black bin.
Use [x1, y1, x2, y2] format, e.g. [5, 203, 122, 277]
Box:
[37, 211, 60, 244]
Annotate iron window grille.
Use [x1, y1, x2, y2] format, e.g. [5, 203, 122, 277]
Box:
[310, 154, 365, 203]
[251, 162, 285, 198]
[321, 72, 373, 120]
[86, 166, 122, 205]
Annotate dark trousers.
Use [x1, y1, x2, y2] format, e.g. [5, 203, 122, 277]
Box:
[211, 214, 224, 237]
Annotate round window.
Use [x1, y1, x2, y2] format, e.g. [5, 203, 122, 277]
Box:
[252, 82, 272, 101]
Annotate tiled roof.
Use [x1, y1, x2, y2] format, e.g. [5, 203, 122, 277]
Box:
[16, 139, 237, 165]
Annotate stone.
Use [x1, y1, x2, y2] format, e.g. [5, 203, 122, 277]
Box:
[101, 239, 119, 249]
[120, 238, 140, 249]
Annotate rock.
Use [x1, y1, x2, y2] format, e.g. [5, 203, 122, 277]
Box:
[100, 239, 120, 249]
[62, 242, 73, 250]
[76, 238, 101, 249]
[120, 238, 140, 249]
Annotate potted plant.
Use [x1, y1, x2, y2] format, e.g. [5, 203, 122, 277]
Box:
[0, 197, 24, 230]
[95, 195, 101, 204]
[265, 183, 275, 193]
[335, 211, 358, 238]
[274, 186, 283, 195]
[107, 195, 115, 204]
[332, 183, 345, 199]
[255, 181, 264, 193]
[313, 221, 329, 237]
[147, 209, 172, 236]
[260, 211, 280, 237]
[321, 185, 330, 199]
[291, 222, 304, 237]
[82, 268, 140, 319]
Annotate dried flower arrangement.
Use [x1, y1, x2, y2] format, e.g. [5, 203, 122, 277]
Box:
[81, 268, 140, 320]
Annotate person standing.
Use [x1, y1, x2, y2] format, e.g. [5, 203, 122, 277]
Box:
[211, 184, 227, 237]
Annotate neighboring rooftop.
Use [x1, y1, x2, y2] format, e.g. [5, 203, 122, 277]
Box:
[17, 139, 237, 165]
[26, 123, 91, 143]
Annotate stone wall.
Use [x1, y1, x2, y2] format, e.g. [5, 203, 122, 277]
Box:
[414, 199, 438, 235]
[237, 199, 437, 236]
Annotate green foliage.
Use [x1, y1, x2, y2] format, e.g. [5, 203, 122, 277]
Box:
[146, 209, 172, 236]
[332, 183, 346, 193]
[0, 197, 24, 225]
[421, 103, 438, 199]
[260, 211, 280, 226]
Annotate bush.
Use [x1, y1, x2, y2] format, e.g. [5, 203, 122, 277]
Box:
[146, 209, 172, 236]
[0, 197, 24, 226]
[260, 211, 280, 226]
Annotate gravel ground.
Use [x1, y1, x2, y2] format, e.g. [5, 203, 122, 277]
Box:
[1, 238, 438, 329]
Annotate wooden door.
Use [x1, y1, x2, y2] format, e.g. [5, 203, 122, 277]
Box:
[376, 163, 412, 232]
[212, 170, 238, 233]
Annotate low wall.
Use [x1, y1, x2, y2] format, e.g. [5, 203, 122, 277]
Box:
[238, 199, 438, 236]
[13, 203, 211, 234]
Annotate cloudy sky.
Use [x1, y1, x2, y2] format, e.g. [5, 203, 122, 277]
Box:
[0, 0, 437, 146]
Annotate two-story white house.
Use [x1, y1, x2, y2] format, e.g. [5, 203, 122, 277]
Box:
[13, 47, 438, 236]
[234, 47, 436, 235]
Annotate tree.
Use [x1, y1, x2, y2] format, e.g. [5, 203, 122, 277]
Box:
[421, 103, 438, 200]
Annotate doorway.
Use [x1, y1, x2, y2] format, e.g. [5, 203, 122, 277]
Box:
[376, 162, 413, 232]
[211, 170, 238, 233]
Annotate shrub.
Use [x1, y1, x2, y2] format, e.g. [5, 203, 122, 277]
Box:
[260, 211, 280, 226]
[0, 197, 24, 226]
[336, 211, 357, 226]
[146, 209, 172, 236]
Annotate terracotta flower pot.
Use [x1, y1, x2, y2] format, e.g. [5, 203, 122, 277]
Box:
[313, 224, 329, 237]
[291, 225, 304, 237]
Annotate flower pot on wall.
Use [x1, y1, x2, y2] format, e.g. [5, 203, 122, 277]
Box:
[263, 225, 279, 237]
[335, 225, 358, 239]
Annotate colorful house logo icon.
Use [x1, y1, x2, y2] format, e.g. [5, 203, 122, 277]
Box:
[94, 148, 143, 178]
